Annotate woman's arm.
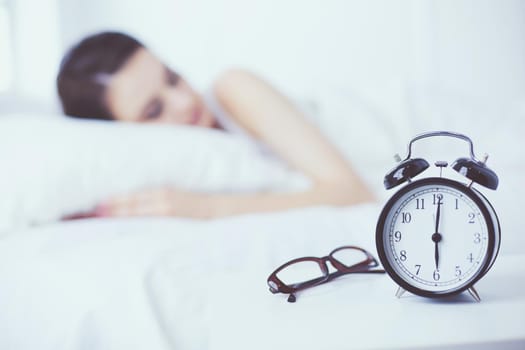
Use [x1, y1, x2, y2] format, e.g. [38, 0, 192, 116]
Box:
[95, 184, 367, 219]
[213, 69, 374, 202]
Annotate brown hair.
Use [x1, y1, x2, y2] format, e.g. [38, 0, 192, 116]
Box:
[56, 31, 144, 120]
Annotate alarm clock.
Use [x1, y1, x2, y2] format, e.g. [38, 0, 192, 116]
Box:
[375, 131, 501, 302]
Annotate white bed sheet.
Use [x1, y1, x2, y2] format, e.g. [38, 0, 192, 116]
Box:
[1, 203, 524, 350]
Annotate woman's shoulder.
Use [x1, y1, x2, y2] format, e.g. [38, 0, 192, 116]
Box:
[213, 68, 258, 85]
[212, 68, 261, 101]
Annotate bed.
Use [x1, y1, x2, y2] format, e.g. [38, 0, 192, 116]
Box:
[1, 85, 524, 349]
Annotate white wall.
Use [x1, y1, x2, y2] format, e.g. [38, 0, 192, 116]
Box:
[58, 0, 409, 93]
[4, 0, 525, 110]
[5, 0, 61, 108]
[54, 0, 525, 99]
[429, 0, 525, 100]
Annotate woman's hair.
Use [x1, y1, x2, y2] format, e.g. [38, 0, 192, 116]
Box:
[56, 31, 144, 120]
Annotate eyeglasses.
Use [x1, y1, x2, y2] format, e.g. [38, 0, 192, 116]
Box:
[267, 246, 385, 303]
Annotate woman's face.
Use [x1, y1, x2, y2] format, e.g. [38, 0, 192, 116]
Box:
[105, 47, 216, 127]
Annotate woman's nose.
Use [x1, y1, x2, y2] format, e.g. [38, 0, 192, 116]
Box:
[164, 88, 196, 119]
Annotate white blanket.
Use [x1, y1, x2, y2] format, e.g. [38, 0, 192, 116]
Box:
[0, 205, 379, 350]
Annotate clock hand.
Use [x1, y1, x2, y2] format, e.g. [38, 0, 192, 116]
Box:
[434, 239, 439, 270]
[432, 201, 442, 270]
[435, 198, 441, 233]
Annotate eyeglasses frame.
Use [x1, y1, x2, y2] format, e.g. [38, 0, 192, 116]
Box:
[267, 245, 385, 302]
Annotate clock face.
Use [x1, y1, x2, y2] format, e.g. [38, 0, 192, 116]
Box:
[376, 178, 498, 297]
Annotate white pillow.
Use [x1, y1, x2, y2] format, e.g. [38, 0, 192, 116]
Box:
[0, 114, 310, 234]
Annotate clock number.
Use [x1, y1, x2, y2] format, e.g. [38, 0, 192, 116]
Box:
[455, 198, 459, 210]
[473, 232, 481, 244]
[467, 253, 474, 263]
[468, 212, 476, 224]
[401, 212, 412, 223]
[455, 265, 462, 276]
[394, 230, 402, 242]
[414, 264, 421, 275]
[433, 194, 443, 205]
[399, 250, 407, 261]
[416, 198, 425, 210]
[433, 270, 440, 281]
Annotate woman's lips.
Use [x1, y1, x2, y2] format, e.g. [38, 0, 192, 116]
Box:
[190, 108, 202, 125]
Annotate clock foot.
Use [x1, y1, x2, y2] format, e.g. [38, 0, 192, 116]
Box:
[395, 287, 406, 298]
[468, 286, 481, 302]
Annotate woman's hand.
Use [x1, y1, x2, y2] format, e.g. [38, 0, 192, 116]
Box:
[90, 180, 373, 220]
[95, 187, 214, 219]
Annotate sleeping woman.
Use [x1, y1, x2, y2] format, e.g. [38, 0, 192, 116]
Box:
[57, 31, 374, 219]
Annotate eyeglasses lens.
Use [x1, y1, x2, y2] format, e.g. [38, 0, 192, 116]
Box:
[276, 260, 325, 287]
[331, 248, 368, 268]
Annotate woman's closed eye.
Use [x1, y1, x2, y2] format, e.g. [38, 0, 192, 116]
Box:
[143, 99, 164, 120]
[140, 69, 179, 121]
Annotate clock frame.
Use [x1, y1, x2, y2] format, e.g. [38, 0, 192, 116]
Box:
[376, 177, 500, 300]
